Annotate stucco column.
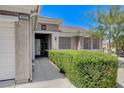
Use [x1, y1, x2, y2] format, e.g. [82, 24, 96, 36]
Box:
[77, 38, 81, 50]
[82, 37, 84, 49]
[32, 32, 35, 61]
[51, 32, 59, 50]
[77, 36, 83, 50]
[91, 37, 93, 49]
[29, 18, 33, 81]
[77, 32, 83, 50]
[15, 20, 30, 83]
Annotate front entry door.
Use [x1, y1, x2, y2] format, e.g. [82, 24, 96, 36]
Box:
[35, 34, 49, 57]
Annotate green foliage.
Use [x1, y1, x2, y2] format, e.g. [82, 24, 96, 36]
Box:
[112, 35, 124, 49]
[94, 6, 124, 52]
[49, 50, 118, 88]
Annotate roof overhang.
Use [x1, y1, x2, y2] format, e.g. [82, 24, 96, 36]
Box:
[38, 17, 63, 25]
[0, 15, 18, 22]
[0, 5, 36, 14]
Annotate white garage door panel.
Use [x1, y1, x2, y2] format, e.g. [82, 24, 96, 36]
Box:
[0, 25, 15, 80]
[0, 66, 14, 80]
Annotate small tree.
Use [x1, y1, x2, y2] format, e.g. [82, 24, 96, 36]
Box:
[112, 35, 124, 51]
[94, 5, 124, 55]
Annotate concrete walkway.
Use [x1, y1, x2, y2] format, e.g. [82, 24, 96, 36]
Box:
[16, 78, 74, 88]
[13, 57, 124, 88]
[15, 57, 74, 88]
[1, 57, 124, 88]
[117, 57, 124, 87]
[32, 57, 64, 82]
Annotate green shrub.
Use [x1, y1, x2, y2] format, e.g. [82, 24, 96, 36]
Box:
[48, 50, 118, 88]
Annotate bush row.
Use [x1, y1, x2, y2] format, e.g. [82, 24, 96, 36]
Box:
[48, 50, 118, 88]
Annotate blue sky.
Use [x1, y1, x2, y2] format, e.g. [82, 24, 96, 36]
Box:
[40, 5, 108, 30]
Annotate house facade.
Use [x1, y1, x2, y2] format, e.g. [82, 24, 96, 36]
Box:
[0, 6, 102, 84]
[33, 16, 102, 60]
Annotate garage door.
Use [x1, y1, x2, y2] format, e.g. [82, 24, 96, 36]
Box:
[0, 22, 15, 80]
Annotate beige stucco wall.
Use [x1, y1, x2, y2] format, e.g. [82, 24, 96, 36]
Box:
[82, 37, 84, 49]
[91, 37, 93, 49]
[79, 36, 83, 49]
[38, 17, 63, 25]
[29, 18, 33, 81]
[51, 32, 59, 50]
[59, 32, 81, 37]
[36, 23, 59, 31]
[47, 24, 59, 31]
[15, 20, 30, 83]
[71, 36, 83, 50]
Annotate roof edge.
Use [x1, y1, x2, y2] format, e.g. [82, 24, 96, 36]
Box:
[38, 16, 64, 22]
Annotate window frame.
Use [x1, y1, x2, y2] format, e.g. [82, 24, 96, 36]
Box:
[83, 37, 91, 49]
[41, 24, 47, 30]
[59, 37, 71, 49]
[93, 38, 99, 49]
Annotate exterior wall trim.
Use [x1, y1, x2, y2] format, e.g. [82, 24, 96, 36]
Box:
[0, 6, 36, 14]
[35, 31, 53, 34]
[0, 14, 18, 22]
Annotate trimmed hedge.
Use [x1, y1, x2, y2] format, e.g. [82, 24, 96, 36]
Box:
[49, 50, 118, 88]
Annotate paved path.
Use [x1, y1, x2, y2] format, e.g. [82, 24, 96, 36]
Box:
[15, 57, 74, 88]
[16, 78, 74, 88]
[14, 57, 124, 88]
[117, 57, 124, 88]
[32, 57, 65, 82]
[1, 57, 124, 88]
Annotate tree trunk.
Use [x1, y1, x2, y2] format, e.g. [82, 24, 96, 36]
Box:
[108, 30, 112, 54]
[108, 38, 112, 54]
[115, 40, 119, 56]
[116, 46, 119, 56]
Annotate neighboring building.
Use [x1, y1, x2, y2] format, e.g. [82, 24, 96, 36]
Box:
[0, 6, 102, 84]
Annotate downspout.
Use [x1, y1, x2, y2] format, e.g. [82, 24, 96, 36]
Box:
[31, 5, 40, 31]
[32, 5, 40, 60]
[33, 5, 39, 31]
[31, 5, 40, 60]
[29, 5, 40, 82]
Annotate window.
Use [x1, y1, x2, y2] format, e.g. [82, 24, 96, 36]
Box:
[59, 37, 71, 49]
[84, 37, 91, 49]
[93, 38, 99, 49]
[41, 24, 46, 30]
